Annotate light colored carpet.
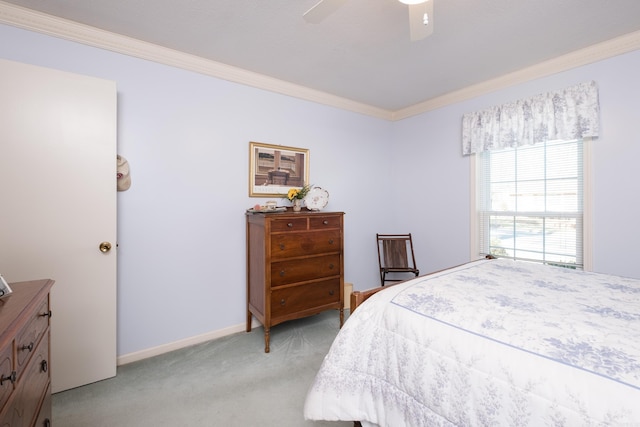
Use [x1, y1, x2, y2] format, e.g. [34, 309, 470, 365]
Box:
[53, 310, 352, 427]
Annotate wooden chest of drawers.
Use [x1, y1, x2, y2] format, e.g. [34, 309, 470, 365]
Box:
[0, 279, 54, 427]
[246, 210, 344, 352]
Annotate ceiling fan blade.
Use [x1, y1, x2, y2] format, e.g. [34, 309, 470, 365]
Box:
[303, 0, 348, 24]
[408, 1, 434, 41]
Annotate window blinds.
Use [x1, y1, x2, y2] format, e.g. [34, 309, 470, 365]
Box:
[477, 139, 583, 268]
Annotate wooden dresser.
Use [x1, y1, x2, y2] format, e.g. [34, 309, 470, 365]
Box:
[246, 209, 344, 352]
[0, 279, 54, 427]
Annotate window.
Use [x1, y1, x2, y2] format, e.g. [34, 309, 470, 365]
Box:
[474, 139, 588, 269]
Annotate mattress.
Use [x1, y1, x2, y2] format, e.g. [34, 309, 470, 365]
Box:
[304, 258, 640, 426]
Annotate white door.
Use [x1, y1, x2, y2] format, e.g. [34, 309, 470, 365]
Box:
[0, 59, 117, 392]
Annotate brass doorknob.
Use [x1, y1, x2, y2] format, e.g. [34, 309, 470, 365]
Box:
[99, 242, 112, 253]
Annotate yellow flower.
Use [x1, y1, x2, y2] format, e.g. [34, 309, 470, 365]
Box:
[285, 184, 312, 201]
[287, 188, 299, 200]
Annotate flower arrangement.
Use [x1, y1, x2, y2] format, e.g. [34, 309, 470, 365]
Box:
[286, 184, 312, 201]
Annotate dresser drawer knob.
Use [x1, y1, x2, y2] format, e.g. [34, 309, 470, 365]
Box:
[329, 264, 334, 269]
[287, 223, 293, 228]
[279, 270, 285, 277]
[329, 290, 335, 296]
[40, 310, 52, 318]
[328, 239, 334, 244]
[41, 360, 48, 373]
[323, 220, 329, 225]
[279, 244, 285, 250]
[0, 370, 17, 385]
[280, 299, 286, 306]
[21, 342, 34, 352]
[44, 419, 51, 427]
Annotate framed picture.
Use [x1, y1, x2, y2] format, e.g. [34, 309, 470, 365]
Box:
[0, 275, 12, 300]
[249, 141, 309, 197]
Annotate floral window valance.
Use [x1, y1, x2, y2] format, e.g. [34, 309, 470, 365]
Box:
[462, 81, 600, 155]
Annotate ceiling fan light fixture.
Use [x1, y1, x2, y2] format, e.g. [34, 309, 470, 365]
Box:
[398, 0, 428, 4]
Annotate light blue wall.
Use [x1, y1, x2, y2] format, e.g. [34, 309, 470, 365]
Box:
[393, 49, 640, 279]
[2, 23, 639, 357]
[0, 24, 393, 355]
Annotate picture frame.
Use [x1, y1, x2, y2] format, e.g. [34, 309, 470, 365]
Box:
[249, 141, 310, 198]
[0, 274, 12, 300]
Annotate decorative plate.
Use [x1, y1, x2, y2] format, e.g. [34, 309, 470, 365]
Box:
[304, 187, 329, 211]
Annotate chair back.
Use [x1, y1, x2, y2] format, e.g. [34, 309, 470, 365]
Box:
[381, 238, 411, 269]
[376, 234, 419, 285]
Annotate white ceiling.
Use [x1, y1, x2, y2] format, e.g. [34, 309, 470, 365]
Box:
[2, 0, 640, 115]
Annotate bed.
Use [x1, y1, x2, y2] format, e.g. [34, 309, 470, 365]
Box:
[303, 258, 640, 426]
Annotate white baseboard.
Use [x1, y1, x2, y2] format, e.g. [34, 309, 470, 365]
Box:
[117, 318, 261, 366]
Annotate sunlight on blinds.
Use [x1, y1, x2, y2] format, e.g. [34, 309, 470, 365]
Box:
[477, 139, 583, 268]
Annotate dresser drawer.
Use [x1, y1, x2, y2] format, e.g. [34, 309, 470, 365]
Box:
[271, 279, 340, 318]
[33, 384, 52, 427]
[16, 298, 50, 374]
[270, 217, 308, 232]
[270, 230, 341, 259]
[0, 279, 54, 426]
[271, 254, 341, 287]
[0, 346, 13, 416]
[4, 332, 49, 427]
[309, 215, 341, 229]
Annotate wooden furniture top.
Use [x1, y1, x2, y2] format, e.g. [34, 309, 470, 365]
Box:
[246, 207, 345, 217]
[0, 279, 55, 349]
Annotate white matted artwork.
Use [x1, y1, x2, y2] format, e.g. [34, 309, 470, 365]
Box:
[249, 141, 309, 198]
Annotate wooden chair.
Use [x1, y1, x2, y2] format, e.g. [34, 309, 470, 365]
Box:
[376, 233, 419, 286]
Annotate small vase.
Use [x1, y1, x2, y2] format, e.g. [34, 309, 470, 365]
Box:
[292, 198, 302, 212]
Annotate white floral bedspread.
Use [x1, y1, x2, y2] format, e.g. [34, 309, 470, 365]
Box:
[304, 259, 640, 426]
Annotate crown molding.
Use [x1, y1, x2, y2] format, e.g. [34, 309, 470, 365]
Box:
[393, 30, 640, 120]
[0, 1, 393, 120]
[1, 1, 639, 122]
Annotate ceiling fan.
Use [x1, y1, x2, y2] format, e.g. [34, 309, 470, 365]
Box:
[303, 0, 434, 41]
